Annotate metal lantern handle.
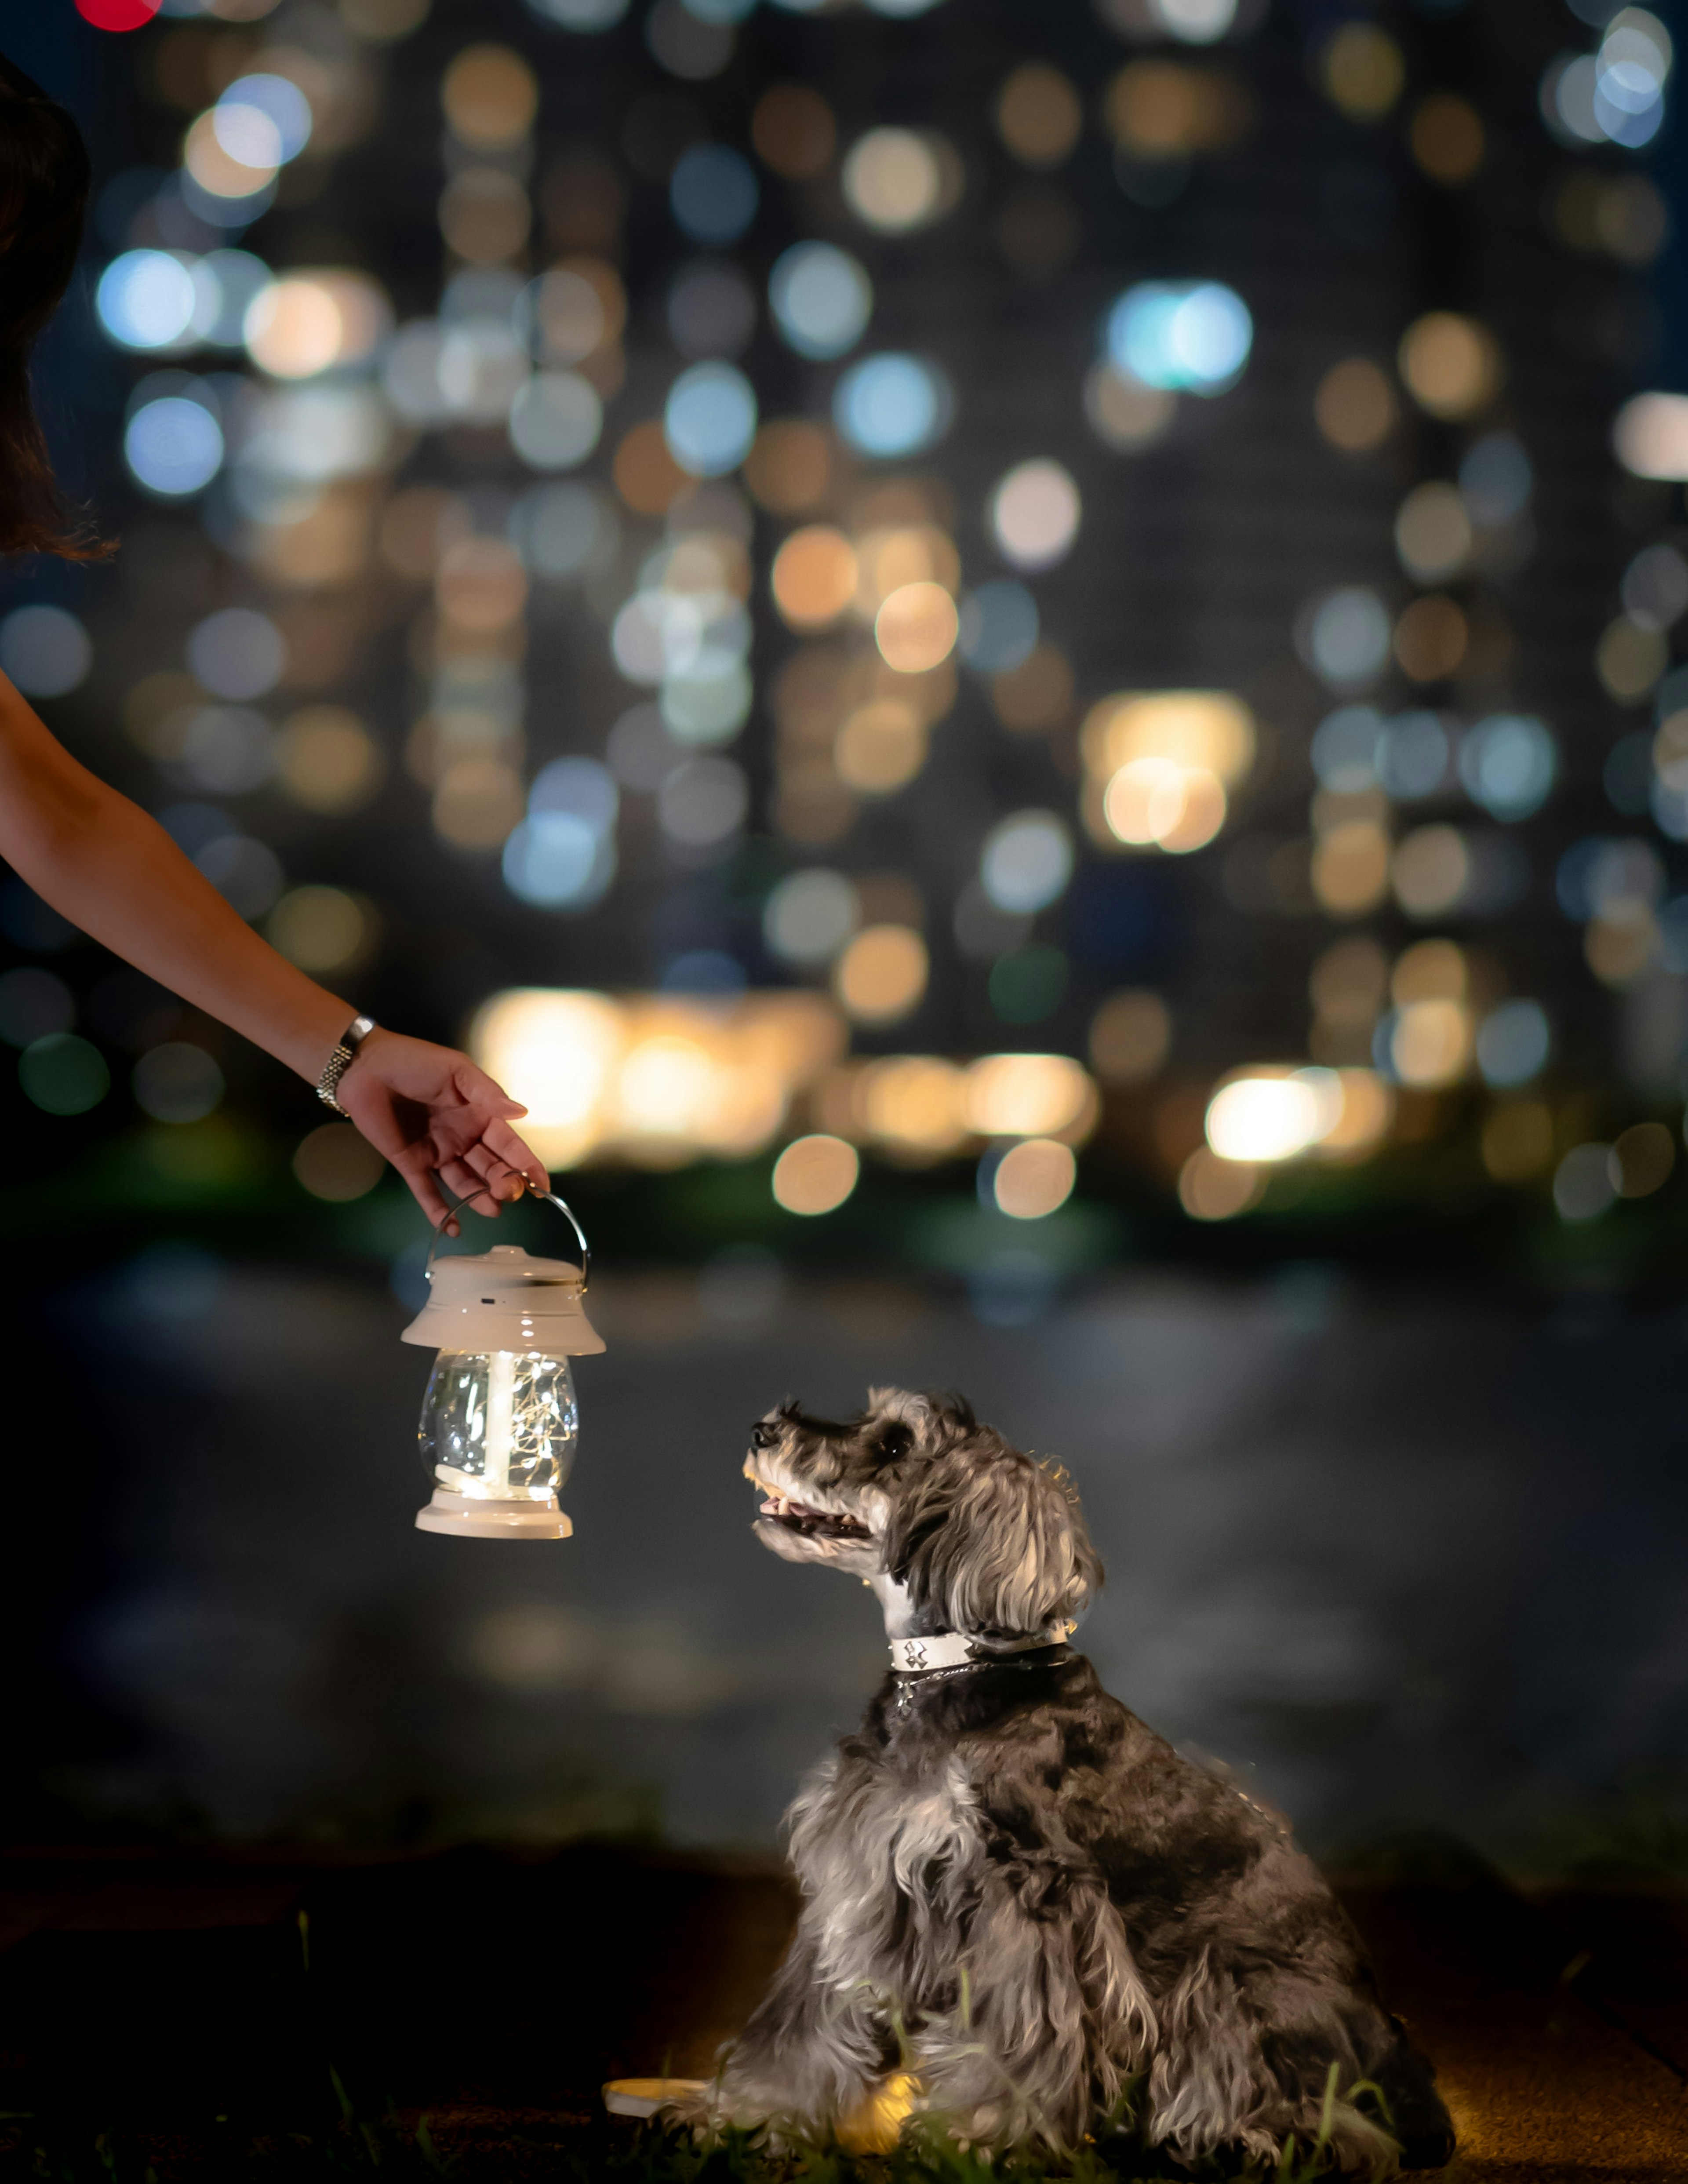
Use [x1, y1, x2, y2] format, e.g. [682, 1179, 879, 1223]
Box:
[426, 1185, 591, 1293]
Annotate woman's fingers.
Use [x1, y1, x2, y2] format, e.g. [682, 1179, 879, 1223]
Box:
[389, 1145, 456, 1232]
[481, 1114, 549, 1192]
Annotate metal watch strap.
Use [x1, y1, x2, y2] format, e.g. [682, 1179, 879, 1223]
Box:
[316, 1014, 376, 1118]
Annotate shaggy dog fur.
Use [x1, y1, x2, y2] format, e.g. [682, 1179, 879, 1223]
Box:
[687, 1388, 1455, 2171]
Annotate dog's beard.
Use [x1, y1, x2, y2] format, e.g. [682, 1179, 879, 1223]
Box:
[746, 1455, 884, 1574]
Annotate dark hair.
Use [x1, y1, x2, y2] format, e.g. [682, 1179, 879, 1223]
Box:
[0, 51, 107, 560]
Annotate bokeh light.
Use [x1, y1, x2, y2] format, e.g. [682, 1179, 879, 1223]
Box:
[669, 144, 759, 244]
[97, 251, 197, 351]
[1314, 358, 1397, 452]
[992, 1138, 1077, 1219]
[664, 362, 758, 476]
[833, 354, 952, 459]
[997, 65, 1083, 167]
[988, 460, 1081, 571]
[772, 1134, 859, 1215]
[125, 396, 223, 496]
[0, 607, 93, 699]
[874, 582, 958, 674]
[842, 128, 950, 232]
[833, 925, 929, 1023]
[770, 527, 857, 629]
[768, 242, 873, 359]
[980, 811, 1073, 913]
[1398, 312, 1501, 420]
[1107, 281, 1252, 395]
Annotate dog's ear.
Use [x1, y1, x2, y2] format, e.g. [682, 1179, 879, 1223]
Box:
[885, 1444, 1102, 1639]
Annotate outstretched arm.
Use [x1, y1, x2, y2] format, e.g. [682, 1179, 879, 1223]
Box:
[0, 672, 547, 1228]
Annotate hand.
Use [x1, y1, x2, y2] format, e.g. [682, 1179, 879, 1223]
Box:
[333, 1029, 549, 1232]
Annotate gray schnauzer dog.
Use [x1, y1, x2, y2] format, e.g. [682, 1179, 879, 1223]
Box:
[688, 1387, 1454, 2171]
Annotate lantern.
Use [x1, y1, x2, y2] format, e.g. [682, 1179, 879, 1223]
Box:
[403, 1192, 604, 1540]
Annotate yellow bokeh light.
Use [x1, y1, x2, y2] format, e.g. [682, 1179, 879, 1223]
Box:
[1082, 691, 1255, 788]
[244, 273, 390, 379]
[266, 885, 374, 975]
[433, 756, 524, 849]
[1393, 596, 1467, 683]
[1390, 998, 1472, 1087]
[874, 582, 958, 675]
[437, 536, 528, 630]
[1311, 820, 1391, 917]
[859, 1056, 969, 1155]
[1088, 990, 1171, 1085]
[1319, 1069, 1395, 1158]
[293, 1121, 386, 1203]
[1102, 759, 1226, 853]
[1178, 1147, 1263, 1222]
[183, 108, 276, 198]
[1391, 938, 1467, 1005]
[1397, 312, 1501, 421]
[1105, 62, 1253, 160]
[745, 421, 833, 513]
[1205, 1070, 1335, 1163]
[1596, 617, 1667, 703]
[834, 925, 930, 1024]
[773, 1134, 861, 1216]
[842, 127, 949, 232]
[1392, 826, 1470, 918]
[993, 1137, 1077, 1219]
[1314, 358, 1396, 453]
[439, 167, 531, 265]
[770, 527, 858, 630]
[835, 701, 927, 794]
[852, 526, 960, 617]
[1394, 482, 1471, 584]
[441, 44, 538, 150]
[1320, 22, 1404, 120]
[997, 65, 1083, 167]
[965, 1053, 1096, 1141]
[274, 705, 383, 813]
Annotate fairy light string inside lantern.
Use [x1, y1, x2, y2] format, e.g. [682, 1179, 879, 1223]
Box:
[403, 1190, 604, 1541]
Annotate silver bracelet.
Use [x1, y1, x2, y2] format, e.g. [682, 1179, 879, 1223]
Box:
[316, 1013, 376, 1117]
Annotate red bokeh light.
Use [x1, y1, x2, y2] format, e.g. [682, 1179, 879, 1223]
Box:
[73, 0, 162, 30]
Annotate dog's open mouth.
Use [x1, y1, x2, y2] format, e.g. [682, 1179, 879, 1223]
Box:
[753, 1484, 872, 1541]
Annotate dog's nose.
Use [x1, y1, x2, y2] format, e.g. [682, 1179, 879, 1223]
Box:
[750, 1420, 778, 1450]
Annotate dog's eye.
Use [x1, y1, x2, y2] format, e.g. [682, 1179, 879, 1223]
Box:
[877, 1423, 913, 1463]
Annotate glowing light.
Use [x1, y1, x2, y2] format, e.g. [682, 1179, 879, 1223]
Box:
[1459, 715, 1556, 820]
[988, 460, 1080, 571]
[1299, 587, 1392, 691]
[442, 45, 538, 148]
[833, 926, 929, 1024]
[874, 582, 958, 673]
[244, 273, 390, 378]
[663, 361, 757, 477]
[669, 144, 759, 244]
[1476, 1000, 1550, 1088]
[993, 1139, 1077, 1219]
[1179, 1148, 1261, 1221]
[842, 127, 946, 232]
[1313, 357, 1396, 452]
[125, 397, 223, 497]
[1084, 363, 1176, 450]
[1614, 393, 1688, 480]
[268, 885, 372, 973]
[835, 702, 927, 793]
[1320, 22, 1404, 119]
[770, 528, 858, 630]
[1089, 991, 1171, 1085]
[1392, 826, 1470, 918]
[1394, 482, 1471, 583]
[1555, 1143, 1616, 1223]
[965, 1053, 1095, 1140]
[958, 582, 1039, 673]
[768, 242, 873, 359]
[0, 607, 92, 699]
[1311, 821, 1390, 917]
[76, 0, 161, 28]
[1387, 1000, 1472, 1087]
[833, 353, 952, 459]
[509, 372, 602, 469]
[1459, 432, 1533, 523]
[996, 64, 1083, 166]
[773, 1135, 859, 1215]
[764, 870, 859, 965]
[183, 109, 278, 200]
[981, 811, 1073, 913]
[1205, 1072, 1328, 1163]
[220, 73, 313, 160]
[96, 251, 197, 351]
[1106, 281, 1252, 395]
[1103, 759, 1226, 852]
[1398, 313, 1501, 421]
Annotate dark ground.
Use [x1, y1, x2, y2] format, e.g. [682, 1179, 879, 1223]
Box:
[0, 1839, 1681, 2181]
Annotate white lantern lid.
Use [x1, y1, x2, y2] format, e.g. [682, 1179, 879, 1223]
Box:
[401, 1243, 606, 1354]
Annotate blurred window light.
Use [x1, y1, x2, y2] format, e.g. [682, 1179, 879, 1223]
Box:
[1310, 705, 1383, 792]
[1297, 586, 1392, 690]
[1459, 714, 1556, 820]
[745, 419, 830, 512]
[0, 968, 73, 1048]
[1179, 1147, 1262, 1220]
[965, 1052, 1096, 1139]
[833, 924, 928, 1023]
[1397, 312, 1501, 420]
[771, 526, 858, 629]
[522, 263, 616, 363]
[613, 590, 700, 684]
[188, 608, 285, 700]
[1613, 392, 1688, 479]
[833, 353, 952, 458]
[992, 1137, 1077, 1219]
[531, 753, 618, 836]
[1384, 998, 1472, 1087]
[1554, 1142, 1616, 1222]
[958, 581, 1038, 673]
[1410, 91, 1484, 185]
[772, 1134, 859, 1215]
[168, 705, 274, 795]
[1313, 357, 1396, 452]
[511, 481, 618, 579]
[658, 754, 748, 846]
[647, 0, 736, 78]
[433, 756, 524, 850]
[1379, 710, 1452, 800]
[667, 259, 757, 357]
[1391, 825, 1470, 918]
[267, 885, 371, 974]
[764, 869, 859, 965]
[20, 1034, 109, 1117]
[663, 360, 757, 476]
[1320, 22, 1404, 120]
[1205, 1072, 1327, 1162]
[874, 581, 957, 673]
[996, 64, 1083, 166]
[125, 395, 223, 496]
[192, 250, 271, 348]
[1459, 431, 1532, 524]
[244, 272, 390, 378]
[1104, 758, 1227, 852]
[1597, 615, 1667, 702]
[133, 1040, 223, 1124]
[183, 108, 278, 200]
[527, 0, 630, 22]
[842, 127, 947, 232]
[219, 73, 313, 160]
[1089, 990, 1171, 1084]
[980, 811, 1073, 914]
[238, 385, 392, 486]
[988, 459, 1080, 571]
[835, 700, 927, 793]
[1083, 689, 1255, 788]
[1394, 481, 1471, 583]
[441, 44, 538, 148]
[0, 606, 93, 699]
[1152, 0, 1237, 38]
[509, 371, 602, 469]
[662, 660, 753, 746]
[1311, 820, 1390, 916]
[439, 168, 532, 263]
[294, 1121, 386, 1203]
[752, 84, 837, 177]
[1611, 1119, 1676, 1198]
[437, 536, 528, 630]
[1476, 999, 1550, 1088]
[1084, 361, 1177, 450]
[856, 1056, 968, 1154]
[1106, 280, 1251, 394]
[96, 250, 197, 350]
[852, 524, 959, 615]
[669, 144, 759, 243]
[1622, 543, 1688, 632]
[768, 242, 873, 360]
[1393, 596, 1468, 685]
[502, 812, 614, 908]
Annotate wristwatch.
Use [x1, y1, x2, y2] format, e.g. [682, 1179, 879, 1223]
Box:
[316, 1013, 376, 1117]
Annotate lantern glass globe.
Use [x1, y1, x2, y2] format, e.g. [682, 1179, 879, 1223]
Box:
[420, 1349, 579, 1504]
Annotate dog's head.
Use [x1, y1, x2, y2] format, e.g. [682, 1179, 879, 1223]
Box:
[742, 1388, 1102, 1641]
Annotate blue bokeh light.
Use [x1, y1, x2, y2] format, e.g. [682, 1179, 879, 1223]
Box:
[663, 361, 758, 476]
[1459, 714, 1557, 821]
[768, 242, 873, 360]
[124, 396, 224, 496]
[1106, 280, 1253, 394]
[833, 353, 951, 458]
[957, 581, 1039, 673]
[219, 74, 313, 161]
[97, 251, 197, 351]
[669, 145, 759, 244]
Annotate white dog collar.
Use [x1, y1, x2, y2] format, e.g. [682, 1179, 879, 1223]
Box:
[889, 1625, 1073, 1675]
